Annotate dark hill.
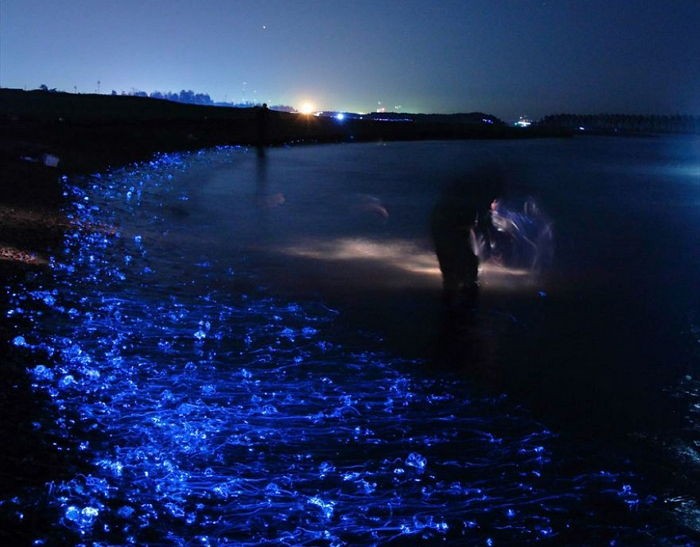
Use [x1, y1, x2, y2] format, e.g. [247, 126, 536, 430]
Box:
[1, 88, 560, 174]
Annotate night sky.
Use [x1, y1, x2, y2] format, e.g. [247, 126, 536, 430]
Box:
[1, 0, 698, 121]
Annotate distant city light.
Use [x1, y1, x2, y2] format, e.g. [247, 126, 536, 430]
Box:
[336, 113, 345, 121]
[515, 116, 532, 128]
[299, 102, 315, 115]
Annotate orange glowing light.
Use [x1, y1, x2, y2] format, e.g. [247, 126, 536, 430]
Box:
[299, 102, 315, 115]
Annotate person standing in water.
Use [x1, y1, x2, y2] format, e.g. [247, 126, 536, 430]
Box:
[256, 103, 270, 151]
[431, 164, 504, 307]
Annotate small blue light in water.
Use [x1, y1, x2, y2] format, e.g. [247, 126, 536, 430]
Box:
[336, 113, 345, 121]
[64, 506, 80, 522]
[308, 496, 335, 519]
[405, 452, 427, 471]
[64, 505, 100, 529]
[12, 335, 27, 347]
[59, 375, 76, 388]
[319, 461, 336, 477]
[116, 505, 135, 519]
[264, 482, 281, 496]
[537, 525, 554, 537]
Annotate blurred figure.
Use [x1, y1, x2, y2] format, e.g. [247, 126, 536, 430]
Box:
[488, 195, 554, 272]
[431, 163, 505, 307]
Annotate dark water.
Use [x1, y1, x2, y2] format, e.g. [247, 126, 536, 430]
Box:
[3, 137, 700, 545]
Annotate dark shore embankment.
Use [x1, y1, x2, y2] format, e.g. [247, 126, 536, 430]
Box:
[1, 88, 563, 171]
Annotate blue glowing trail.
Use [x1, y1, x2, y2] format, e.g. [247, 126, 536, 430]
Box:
[4, 147, 678, 545]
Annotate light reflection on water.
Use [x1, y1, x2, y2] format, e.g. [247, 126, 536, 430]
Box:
[4, 143, 699, 544]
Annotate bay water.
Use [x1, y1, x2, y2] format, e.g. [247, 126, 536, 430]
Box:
[6, 136, 700, 544]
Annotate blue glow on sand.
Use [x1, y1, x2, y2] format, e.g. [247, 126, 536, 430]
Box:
[5, 148, 666, 544]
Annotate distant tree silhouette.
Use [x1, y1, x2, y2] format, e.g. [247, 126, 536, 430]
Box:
[121, 87, 291, 111]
